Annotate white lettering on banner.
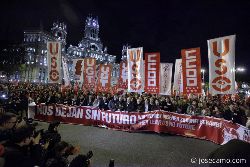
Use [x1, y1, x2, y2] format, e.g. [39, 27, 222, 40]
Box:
[85, 59, 95, 83]
[37, 105, 53, 116]
[100, 66, 109, 87]
[148, 54, 157, 87]
[35, 104, 250, 145]
[185, 50, 197, 87]
[85, 110, 138, 124]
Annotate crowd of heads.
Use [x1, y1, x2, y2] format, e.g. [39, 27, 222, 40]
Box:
[0, 82, 250, 167]
[1, 82, 250, 127]
[0, 112, 95, 167]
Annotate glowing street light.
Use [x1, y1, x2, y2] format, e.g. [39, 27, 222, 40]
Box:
[236, 67, 245, 72]
[201, 68, 205, 85]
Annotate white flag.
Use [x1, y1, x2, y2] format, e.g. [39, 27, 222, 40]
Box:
[62, 56, 70, 86]
[127, 47, 144, 92]
[173, 59, 183, 94]
[160, 63, 173, 95]
[208, 35, 236, 95]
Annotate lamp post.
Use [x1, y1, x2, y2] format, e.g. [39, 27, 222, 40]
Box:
[236, 67, 245, 73]
[201, 68, 205, 85]
[235, 67, 246, 83]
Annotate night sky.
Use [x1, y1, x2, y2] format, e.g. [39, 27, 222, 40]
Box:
[0, 0, 250, 80]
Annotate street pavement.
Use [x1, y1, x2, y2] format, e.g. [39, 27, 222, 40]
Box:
[37, 122, 219, 167]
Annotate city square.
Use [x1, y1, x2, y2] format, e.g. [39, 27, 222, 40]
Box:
[1, 0, 250, 167]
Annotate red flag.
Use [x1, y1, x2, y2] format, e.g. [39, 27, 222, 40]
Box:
[118, 61, 128, 89]
[145, 53, 160, 94]
[97, 64, 112, 92]
[83, 58, 96, 90]
[181, 47, 202, 95]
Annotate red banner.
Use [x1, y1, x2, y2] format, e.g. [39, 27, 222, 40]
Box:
[118, 61, 128, 89]
[34, 104, 250, 145]
[47, 42, 61, 83]
[145, 53, 160, 94]
[97, 64, 112, 92]
[83, 58, 96, 90]
[181, 48, 202, 95]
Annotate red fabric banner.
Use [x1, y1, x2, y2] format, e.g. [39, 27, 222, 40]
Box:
[97, 64, 112, 92]
[145, 53, 160, 94]
[118, 61, 128, 89]
[47, 42, 62, 83]
[83, 58, 96, 90]
[181, 48, 202, 95]
[34, 104, 250, 145]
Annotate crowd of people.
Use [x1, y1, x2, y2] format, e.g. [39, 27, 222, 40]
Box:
[0, 83, 118, 167]
[1, 82, 250, 127]
[0, 82, 250, 167]
[0, 113, 95, 167]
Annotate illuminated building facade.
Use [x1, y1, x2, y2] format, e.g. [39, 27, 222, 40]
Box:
[22, 15, 121, 83]
[22, 22, 67, 82]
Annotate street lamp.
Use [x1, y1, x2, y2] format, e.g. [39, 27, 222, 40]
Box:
[235, 67, 246, 82]
[236, 67, 245, 72]
[201, 68, 205, 85]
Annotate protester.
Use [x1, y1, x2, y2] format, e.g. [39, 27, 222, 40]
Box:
[0, 112, 17, 143]
[69, 154, 92, 167]
[44, 121, 62, 151]
[136, 97, 144, 112]
[0, 81, 250, 167]
[45, 141, 70, 167]
[108, 95, 118, 112]
[1, 82, 249, 127]
[3, 126, 37, 167]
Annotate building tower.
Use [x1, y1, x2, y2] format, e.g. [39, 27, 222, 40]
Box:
[121, 44, 131, 61]
[51, 21, 67, 45]
[84, 16, 99, 41]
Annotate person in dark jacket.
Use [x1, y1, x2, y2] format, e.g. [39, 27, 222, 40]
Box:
[45, 141, 70, 167]
[148, 98, 155, 112]
[125, 97, 135, 112]
[44, 121, 61, 151]
[108, 95, 118, 112]
[207, 139, 250, 167]
[3, 127, 38, 167]
[69, 154, 91, 167]
[0, 112, 17, 143]
[99, 96, 109, 110]
[161, 96, 173, 112]
[46, 91, 56, 105]
[117, 96, 126, 111]
[136, 98, 145, 112]
[152, 99, 161, 111]
[86, 95, 94, 106]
